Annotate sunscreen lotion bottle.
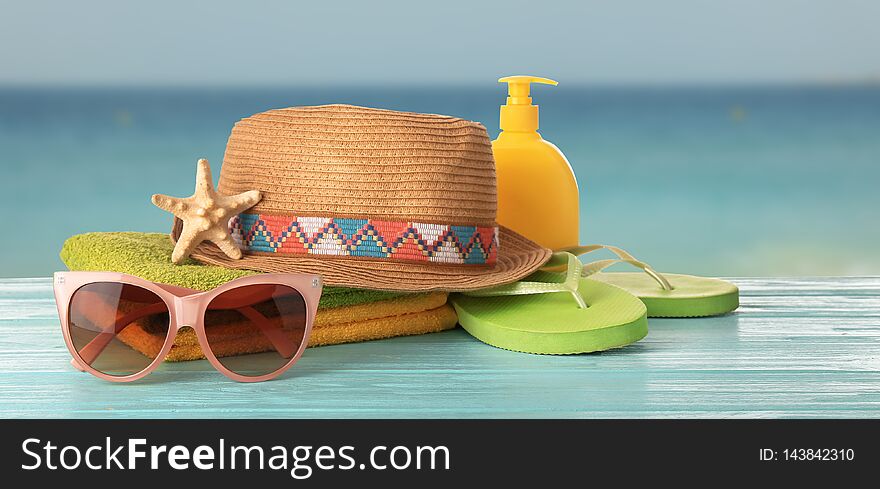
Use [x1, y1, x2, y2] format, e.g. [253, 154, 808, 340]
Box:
[492, 75, 579, 250]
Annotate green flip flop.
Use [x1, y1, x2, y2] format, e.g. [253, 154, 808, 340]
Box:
[563, 245, 740, 318]
[451, 253, 648, 355]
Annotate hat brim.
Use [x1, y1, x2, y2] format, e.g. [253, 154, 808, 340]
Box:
[173, 219, 552, 292]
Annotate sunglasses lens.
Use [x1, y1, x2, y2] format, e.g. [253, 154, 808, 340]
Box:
[204, 284, 308, 377]
[68, 282, 170, 377]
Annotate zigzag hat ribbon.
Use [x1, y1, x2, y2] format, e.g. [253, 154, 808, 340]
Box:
[230, 213, 498, 266]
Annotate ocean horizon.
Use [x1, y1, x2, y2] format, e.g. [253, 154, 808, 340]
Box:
[1, 84, 878, 278]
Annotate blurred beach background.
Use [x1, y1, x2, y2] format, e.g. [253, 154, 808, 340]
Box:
[1, 0, 878, 278]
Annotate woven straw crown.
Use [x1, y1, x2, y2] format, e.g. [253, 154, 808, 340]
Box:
[218, 104, 497, 225]
[177, 104, 551, 292]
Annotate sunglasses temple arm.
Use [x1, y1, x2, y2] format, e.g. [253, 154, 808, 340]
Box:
[238, 306, 297, 358]
[76, 302, 169, 366]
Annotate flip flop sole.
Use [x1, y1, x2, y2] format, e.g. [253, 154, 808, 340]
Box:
[451, 279, 647, 355]
[590, 272, 739, 318]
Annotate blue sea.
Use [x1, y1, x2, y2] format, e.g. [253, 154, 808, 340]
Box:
[1, 85, 878, 278]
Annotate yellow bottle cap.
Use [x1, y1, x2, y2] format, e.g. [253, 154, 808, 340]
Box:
[498, 75, 558, 132]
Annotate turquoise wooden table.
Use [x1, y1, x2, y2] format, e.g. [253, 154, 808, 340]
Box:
[0, 277, 878, 418]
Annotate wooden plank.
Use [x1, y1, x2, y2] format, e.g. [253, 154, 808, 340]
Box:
[0, 277, 878, 418]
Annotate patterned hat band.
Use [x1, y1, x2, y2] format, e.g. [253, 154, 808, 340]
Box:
[230, 213, 499, 266]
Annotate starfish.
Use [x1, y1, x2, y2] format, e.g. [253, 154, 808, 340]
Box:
[152, 159, 261, 264]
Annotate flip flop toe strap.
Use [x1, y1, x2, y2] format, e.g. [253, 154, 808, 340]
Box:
[562, 245, 674, 291]
[460, 245, 672, 309]
[461, 252, 588, 309]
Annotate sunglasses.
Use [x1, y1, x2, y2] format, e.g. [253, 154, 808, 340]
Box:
[53, 272, 322, 382]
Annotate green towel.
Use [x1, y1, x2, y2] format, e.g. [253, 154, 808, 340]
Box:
[60, 232, 404, 309]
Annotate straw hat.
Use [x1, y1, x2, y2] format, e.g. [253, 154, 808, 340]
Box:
[172, 104, 552, 291]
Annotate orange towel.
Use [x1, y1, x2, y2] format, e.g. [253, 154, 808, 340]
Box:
[114, 292, 457, 361]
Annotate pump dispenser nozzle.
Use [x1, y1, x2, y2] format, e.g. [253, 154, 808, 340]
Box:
[498, 75, 558, 132]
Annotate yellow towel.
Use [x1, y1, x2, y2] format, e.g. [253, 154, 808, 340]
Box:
[116, 292, 457, 361]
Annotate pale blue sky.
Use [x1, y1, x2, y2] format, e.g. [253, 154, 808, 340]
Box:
[1, 0, 878, 85]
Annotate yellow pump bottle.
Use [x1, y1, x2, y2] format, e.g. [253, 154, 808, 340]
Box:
[492, 75, 579, 250]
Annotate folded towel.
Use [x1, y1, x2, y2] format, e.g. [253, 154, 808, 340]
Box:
[60, 232, 403, 308]
[61, 232, 459, 355]
[118, 303, 458, 361]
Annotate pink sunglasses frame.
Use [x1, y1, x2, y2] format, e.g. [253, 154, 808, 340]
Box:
[53, 271, 323, 383]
